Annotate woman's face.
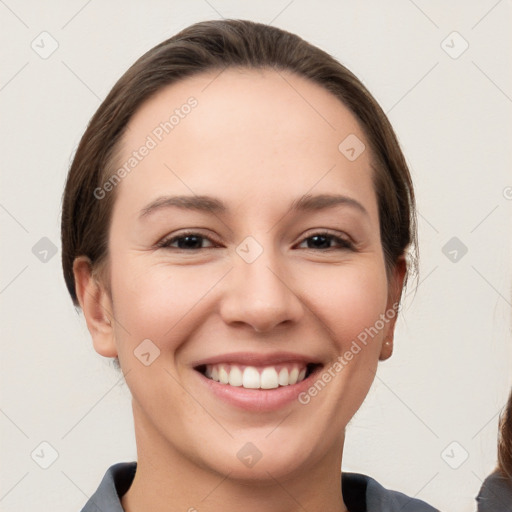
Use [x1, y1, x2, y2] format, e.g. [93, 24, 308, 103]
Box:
[81, 68, 405, 480]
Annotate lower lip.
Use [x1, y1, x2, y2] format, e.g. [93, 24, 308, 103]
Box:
[195, 367, 322, 412]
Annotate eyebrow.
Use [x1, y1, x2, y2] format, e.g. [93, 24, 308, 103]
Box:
[138, 193, 369, 219]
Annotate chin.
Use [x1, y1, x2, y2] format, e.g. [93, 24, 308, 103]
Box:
[199, 436, 319, 483]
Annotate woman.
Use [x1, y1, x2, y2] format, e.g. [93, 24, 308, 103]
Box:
[476, 388, 512, 510]
[61, 19, 438, 512]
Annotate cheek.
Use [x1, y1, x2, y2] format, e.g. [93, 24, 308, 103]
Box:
[304, 260, 389, 351]
[294, 261, 389, 427]
[109, 253, 221, 346]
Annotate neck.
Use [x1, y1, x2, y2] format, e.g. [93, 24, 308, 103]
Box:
[121, 402, 348, 512]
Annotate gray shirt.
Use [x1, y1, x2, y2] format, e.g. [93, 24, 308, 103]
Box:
[79, 461, 440, 512]
[476, 470, 512, 511]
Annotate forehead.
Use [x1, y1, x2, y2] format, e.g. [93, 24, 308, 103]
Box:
[113, 68, 377, 222]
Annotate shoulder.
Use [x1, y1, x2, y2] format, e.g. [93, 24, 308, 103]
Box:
[476, 470, 512, 512]
[342, 472, 440, 512]
[79, 462, 136, 512]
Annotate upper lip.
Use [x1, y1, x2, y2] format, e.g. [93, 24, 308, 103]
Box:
[191, 351, 323, 368]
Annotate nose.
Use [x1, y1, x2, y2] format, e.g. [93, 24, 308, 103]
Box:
[219, 244, 305, 333]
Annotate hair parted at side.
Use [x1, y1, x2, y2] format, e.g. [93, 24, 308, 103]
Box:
[61, 18, 418, 308]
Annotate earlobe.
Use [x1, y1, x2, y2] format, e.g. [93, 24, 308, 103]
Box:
[73, 256, 117, 358]
[379, 255, 407, 362]
[379, 339, 393, 361]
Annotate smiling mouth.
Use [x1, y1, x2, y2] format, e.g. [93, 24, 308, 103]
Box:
[195, 363, 321, 390]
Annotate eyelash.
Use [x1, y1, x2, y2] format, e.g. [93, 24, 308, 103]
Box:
[156, 230, 356, 252]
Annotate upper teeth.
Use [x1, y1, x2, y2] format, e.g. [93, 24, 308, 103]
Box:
[204, 364, 308, 389]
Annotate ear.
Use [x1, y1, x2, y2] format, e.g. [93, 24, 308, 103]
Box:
[73, 256, 117, 358]
[379, 255, 407, 361]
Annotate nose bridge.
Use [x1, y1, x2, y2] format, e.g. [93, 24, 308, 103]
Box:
[220, 235, 303, 332]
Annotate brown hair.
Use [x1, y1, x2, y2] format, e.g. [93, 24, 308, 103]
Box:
[498, 388, 512, 480]
[61, 19, 418, 308]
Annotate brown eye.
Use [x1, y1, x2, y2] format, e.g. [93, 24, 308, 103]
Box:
[297, 232, 354, 251]
[157, 232, 217, 250]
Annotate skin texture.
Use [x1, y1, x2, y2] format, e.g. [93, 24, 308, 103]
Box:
[74, 68, 406, 512]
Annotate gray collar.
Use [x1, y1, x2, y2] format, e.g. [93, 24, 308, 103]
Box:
[79, 462, 439, 512]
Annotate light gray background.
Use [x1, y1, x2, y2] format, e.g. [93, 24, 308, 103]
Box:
[1, 1, 511, 511]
